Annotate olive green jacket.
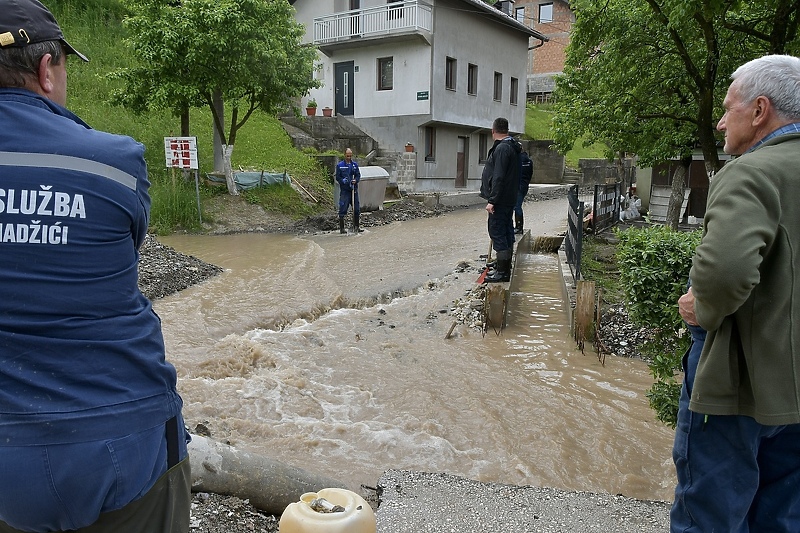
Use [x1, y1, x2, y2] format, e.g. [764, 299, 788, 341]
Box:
[690, 133, 800, 425]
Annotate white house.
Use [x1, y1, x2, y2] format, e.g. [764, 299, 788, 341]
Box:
[290, 0, 546, 192]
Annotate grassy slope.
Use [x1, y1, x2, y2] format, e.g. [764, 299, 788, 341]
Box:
[523, 103, 607, 168]
[53, 0, 332, 233]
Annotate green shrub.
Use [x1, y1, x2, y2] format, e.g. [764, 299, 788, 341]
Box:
[615, 224, 701, 427]
[148, 170, 204, 235]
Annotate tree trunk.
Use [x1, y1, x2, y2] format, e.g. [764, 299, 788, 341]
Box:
[222, 144, 237, 196]
[665, 156, 691, 230]
[181, 104, 190, 137]
[212, 90, 225, 173]
[188, 434, 347, 515]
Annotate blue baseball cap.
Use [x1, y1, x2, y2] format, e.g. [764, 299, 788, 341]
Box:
[0, 0, 89, 62]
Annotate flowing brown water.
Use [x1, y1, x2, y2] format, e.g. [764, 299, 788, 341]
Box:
[156, 200, 676, 503]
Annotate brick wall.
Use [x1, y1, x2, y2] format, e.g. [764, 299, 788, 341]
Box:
[514, 0, 574, 76]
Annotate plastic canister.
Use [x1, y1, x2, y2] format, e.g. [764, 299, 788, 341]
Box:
[278, 488, 376, 533]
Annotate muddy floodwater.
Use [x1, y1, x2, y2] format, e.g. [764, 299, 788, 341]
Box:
[156, 199, 676, 502]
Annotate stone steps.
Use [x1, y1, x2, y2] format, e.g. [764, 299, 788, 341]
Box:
[562, 169, 583, 185]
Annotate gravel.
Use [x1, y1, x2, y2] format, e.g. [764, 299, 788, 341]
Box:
[138, 236, 223, 301]
[376, 470, 669, 533]
[137, 190, 669, 532]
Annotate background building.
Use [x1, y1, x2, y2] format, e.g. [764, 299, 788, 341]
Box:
[290, 0, 546, 192]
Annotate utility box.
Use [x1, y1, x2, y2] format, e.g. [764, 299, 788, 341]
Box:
[333, 166, 389, 212]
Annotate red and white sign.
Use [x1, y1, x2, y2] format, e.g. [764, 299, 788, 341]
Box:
[164, 136, 198, 170]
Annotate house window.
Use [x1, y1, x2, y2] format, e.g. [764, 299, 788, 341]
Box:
[479, 133, 488, 163]
[425, 127, 436, 161]
[539, 2, 553, 23]
[515, 6, 525, 23]
[493, 72, 502, 101]
[387, 0, 402, 20]
[467, 63, 478, 96]
[445, 57, 457, 91]
[378, 57, 393, 90]
[510, 77, 519, 105]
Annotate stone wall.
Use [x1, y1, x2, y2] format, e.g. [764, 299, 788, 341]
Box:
[527, 139, 564, 184]
[281, 115, 376, 156]
[395, 152, 417, 191]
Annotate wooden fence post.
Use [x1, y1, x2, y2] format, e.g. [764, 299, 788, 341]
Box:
[574, 280, 596, 352]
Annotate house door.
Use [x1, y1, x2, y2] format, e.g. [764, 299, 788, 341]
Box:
[456, 136, 468, 187]
[335, 61, 355, 116]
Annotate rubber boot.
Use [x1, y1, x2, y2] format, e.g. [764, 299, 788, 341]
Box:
[485, 250, 511, 283]
[354, 212, 362, 233]
[514, 213, 524, 234]
[339, 217, 345, 234]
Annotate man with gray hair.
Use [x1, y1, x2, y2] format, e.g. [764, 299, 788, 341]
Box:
[0, 1, 190, 531]
[673, 54, 800, 531]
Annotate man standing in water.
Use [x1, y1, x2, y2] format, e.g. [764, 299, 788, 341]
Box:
[480, 117, 521, 282]
[0, 1, 190, 531]
[336, 147, 361, 234]
[672, 54, 800, 532]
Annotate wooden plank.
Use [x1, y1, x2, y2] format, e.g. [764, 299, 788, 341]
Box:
[649, 186, 690, 222]
[485, 284, 506, 332]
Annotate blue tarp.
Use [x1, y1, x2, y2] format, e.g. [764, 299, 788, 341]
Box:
[206, 171, 291, 191]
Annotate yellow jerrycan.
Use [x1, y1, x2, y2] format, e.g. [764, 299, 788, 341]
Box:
[278, 488, 376, 533]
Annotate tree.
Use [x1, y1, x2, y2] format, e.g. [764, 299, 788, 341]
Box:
[554, 0, 800, 423]
[113, 0, 319, 195]
[721, 0, 800, 55]
[553, 0, 800, 229]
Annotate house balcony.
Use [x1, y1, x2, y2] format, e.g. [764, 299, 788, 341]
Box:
[313, 0, 433, 56]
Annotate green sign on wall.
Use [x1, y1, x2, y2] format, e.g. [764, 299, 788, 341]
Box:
[416, 91, 429, 101]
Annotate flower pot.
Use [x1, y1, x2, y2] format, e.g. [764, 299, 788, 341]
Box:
[404, 144, 414, 152]
[306, 107, 317, 116]
[322, 107, 333, 117]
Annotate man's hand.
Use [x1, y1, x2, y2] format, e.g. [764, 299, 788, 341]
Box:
[486, 203, 495, 214]
[678, 288, 699, 326]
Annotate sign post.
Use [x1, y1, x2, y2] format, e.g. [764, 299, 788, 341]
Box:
[164, 136, 202, 223]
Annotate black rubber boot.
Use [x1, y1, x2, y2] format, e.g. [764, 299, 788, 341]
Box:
[339, 217, 346, 234]
[485, 250, 512, 283]
[514, 214, 524, 234]
[485, 258, 511, 283]
[354, 212, 362, 232]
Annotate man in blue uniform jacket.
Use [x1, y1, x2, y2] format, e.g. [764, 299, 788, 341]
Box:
[336, 148, 361, 233]
[0, 1, 190, 531]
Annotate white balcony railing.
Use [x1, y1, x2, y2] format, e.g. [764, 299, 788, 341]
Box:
[313, 1, 432, 44]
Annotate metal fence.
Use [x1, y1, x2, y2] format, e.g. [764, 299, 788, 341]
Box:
[592, 182, 621, 234]
[565, 184, 584, 284]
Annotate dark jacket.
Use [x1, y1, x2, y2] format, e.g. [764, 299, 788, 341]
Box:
[519, 151, 533, 193]
[480, 137, 521, 207]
